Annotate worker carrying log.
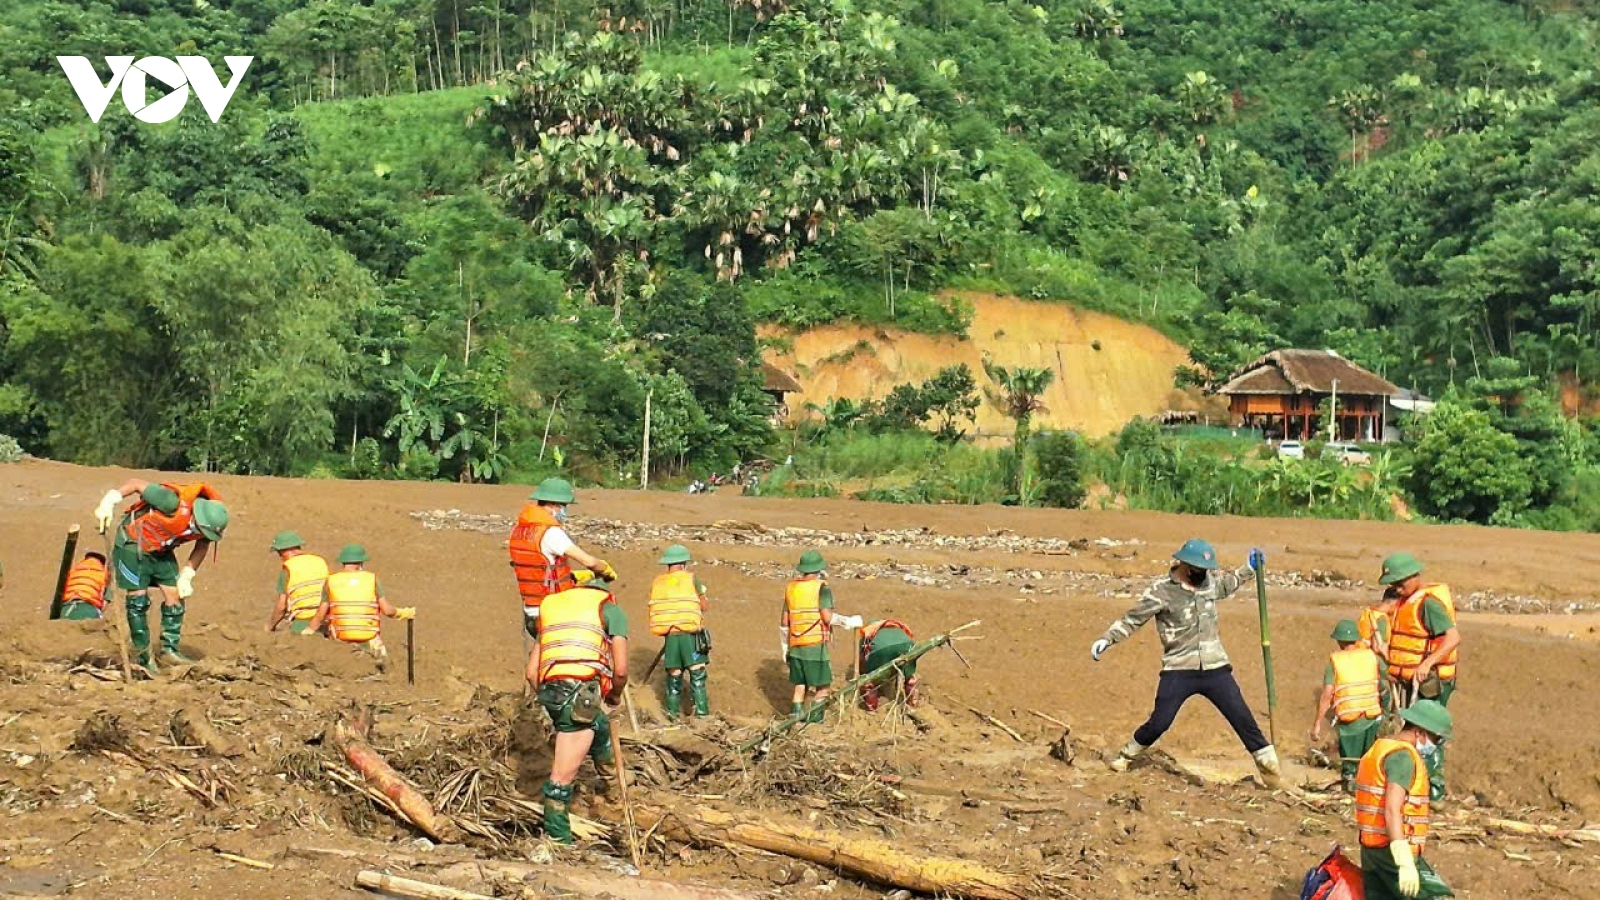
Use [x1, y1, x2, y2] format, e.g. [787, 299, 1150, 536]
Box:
[1090, 539, 1281, 783]
[264, 531, 330, 634]
[648, 544, 711, 721]
[303, 544, 415, 671]
[509, 478, 618, 638]
[57, 551, 110, 621]
[858, 619, 919, 711]
[525, 576, 629, 844]
[1312, 619, 1385, 792]
[94, 479, 229, 675]
[1353, 700, 1454, 900]
[1378, 552, 1460, 800]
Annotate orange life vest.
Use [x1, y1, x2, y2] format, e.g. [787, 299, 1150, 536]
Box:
[124, 483, 219, 554]
[1330, 647, 1383, 723]
[537, 586, 616, 694]
[62, 556, 109, 609]
[1357, 605, 1393, 656]
[508, 504, 574, 609]
[648, 570, 703, 636]
[1354, 739, 1431, 850]
[785, 579, 827, 648]
[1388, 585, 1457, 682]
[283, 553, 331, 622]
[861, 619, 913, 648]
[326, 570, 381, 644]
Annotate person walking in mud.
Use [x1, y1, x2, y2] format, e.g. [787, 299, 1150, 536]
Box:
[1312, 620, 1385, 792]
[648, 544, 711, 721]
[1377, 552, 1460, 799]
[1091, 539, 1283, 784]
[783, 549, 839, 723]
[509, 478, 618, 639]
[94, 479, 229, 675]
[303, 544, 415, 670]
[264, 531, 330, 634]
[526, 576, 628, 844]
[1354, 700, 1454, 899]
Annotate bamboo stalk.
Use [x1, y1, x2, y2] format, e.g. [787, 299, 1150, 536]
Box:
[356, 870, 494, 900]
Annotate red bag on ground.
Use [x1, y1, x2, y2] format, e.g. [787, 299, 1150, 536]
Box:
[1300, 845, 1365, 900]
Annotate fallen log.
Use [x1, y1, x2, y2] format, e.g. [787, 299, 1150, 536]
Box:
[1479, 816, 1600, 845]
[333, 706, 458, 843]
[356, 870, 493, 900]
[735, 621, 981, 754]
[605, 801, 1026, 900]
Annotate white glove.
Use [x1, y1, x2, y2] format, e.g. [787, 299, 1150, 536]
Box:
[778, 627, 789, 658]
[94, 490, 122, 533]
[176, 565, 197, 600]
[833, 614, 864, 630]
[1091, 638, 1110, 661]
[1390, 839, 1420, 898]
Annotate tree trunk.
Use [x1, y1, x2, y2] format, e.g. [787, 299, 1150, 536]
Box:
[333, 706, 458, 843]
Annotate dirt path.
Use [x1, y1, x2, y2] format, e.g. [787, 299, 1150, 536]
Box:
[1, 459, 1596, 898]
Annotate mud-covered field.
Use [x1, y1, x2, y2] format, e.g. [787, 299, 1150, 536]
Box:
[1, 460, 1596, 899]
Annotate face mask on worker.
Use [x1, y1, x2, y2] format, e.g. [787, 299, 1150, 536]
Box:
[1416, 735, 1437, 754]
[1178, 564, 1205, 587]
[554, 508, 569, 525]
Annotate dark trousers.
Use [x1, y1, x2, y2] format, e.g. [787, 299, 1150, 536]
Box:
[1133, 666, 1270, 752]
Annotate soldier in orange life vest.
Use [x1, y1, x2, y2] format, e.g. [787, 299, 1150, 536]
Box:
[783, 549, 844, 723]
[58, 551, 111, 621]
[1378, 552, 1459, 800]
[526, 576, 628, 844]
[1358, 585, 1402, 659]
[303, 544, 415, 670]
[648, 544, 710, 721]
[508, 478, 617, 639]
[1354, 700, 1454, 900]
[264, 531, 330, 635]
[1312, 619, 1385, 792]
[858, 619, 919, 711]
[95, 479, 230, 675]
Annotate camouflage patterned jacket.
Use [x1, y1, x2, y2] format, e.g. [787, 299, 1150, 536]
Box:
[1100, 565, 1256, 671]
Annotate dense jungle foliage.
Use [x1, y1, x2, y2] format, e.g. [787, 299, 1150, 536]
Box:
[1, 0, 1598, 527]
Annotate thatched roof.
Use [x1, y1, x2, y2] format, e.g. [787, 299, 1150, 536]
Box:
[1216, 349, 1399, 397]
[761, 362, 802, 394]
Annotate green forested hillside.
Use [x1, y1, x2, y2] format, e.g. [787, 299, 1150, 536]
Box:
[1, 0, 1598, 525]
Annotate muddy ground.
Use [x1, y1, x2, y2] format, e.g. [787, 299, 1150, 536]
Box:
[1, 459, 1596, 899]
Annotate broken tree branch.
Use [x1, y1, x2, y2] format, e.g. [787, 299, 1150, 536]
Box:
[967, 708, 1024, 743]
[333, 705, 458, 843]
[356, 871, 493, 900]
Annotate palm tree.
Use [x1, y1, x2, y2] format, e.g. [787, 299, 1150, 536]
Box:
[981, 356, 1055, 499]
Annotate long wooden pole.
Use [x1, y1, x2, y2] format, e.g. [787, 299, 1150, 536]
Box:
[608, 724, 643, 870]
[406, 619, 416, 686]
[49, 525, 80, 620]
[1255, 564, 1279, 749]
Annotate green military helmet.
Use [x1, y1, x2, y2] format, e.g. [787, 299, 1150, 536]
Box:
[1379, 552, 1424, 585]
[1172, 538, 1219, 570]
[795, 549, 827, 574]
[659, 544, 693, 566]
[338, 543, 369, 565]
[270, 530, 305, 552]
[1331, 619, 1361, 642]
[530, 477, 576, 505]
[1399, 699, 1453, 741]
[192, 498, 229, 541]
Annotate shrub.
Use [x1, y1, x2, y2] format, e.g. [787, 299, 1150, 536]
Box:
[0, 434, 21, 463]
[1033, 431, 1089, 508]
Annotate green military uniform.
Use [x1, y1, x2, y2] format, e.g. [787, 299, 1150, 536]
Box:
[538, 599, 626, 844]
[59, 601, 102, 621]
[661, 576, 710, 670]
[1324, 660, 1382, 786]
[786, 583, 835, 687]
[1359, 750, 1451, 900]
[112, 484, 185, 591]
[864, 625, 914, 677]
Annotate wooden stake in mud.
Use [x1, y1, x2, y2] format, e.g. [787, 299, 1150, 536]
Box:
[49, 524, 81, 620]
[101, 527, 133, 682]
[406, 619, 416, 686]
[607, 722, 644, 870]
[1255, 561, 1280, 748]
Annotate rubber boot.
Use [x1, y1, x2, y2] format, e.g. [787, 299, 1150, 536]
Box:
[663, 673, 683, 722]
[159, 602, 195, 665]
[806, 700, 826, 724]
[1253, 745, 1286, 789]
[689, 667, 710, 717]
[1109, 738, 1146, 772]
[541, 781, 575, 844]
[861, 682, 882, 712]
[125, 594, 159, 677]
[790, 702, 804, 719]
